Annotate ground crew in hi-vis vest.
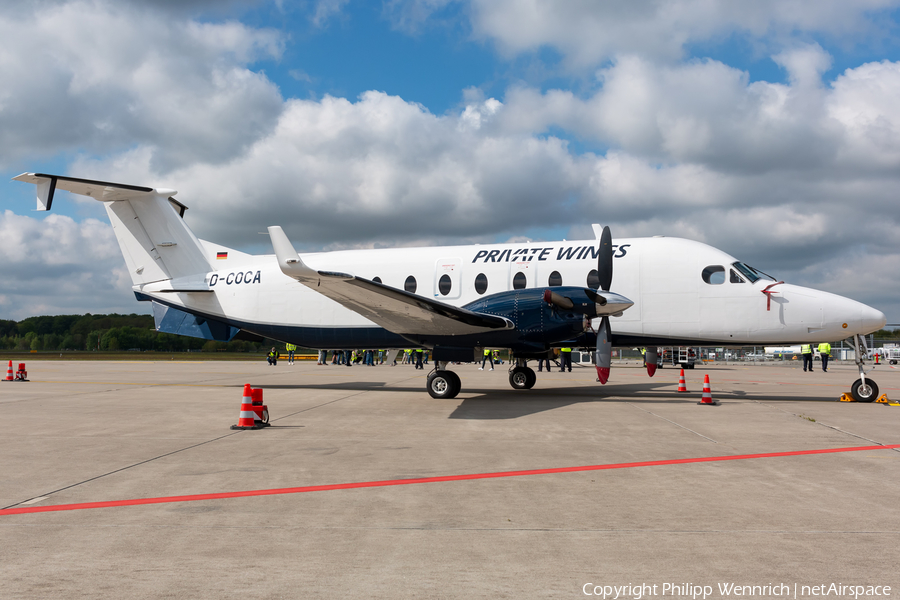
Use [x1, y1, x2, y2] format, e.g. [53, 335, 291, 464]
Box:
[560, 347, 572, 372]
[480, 348, 494, 371]
[286, 343, 297, 365]
[818, 342, 831, 372]
[801, 344, 813, 372]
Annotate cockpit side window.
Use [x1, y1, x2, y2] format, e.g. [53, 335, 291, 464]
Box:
[732, 262, 775, 283]
[702, 265, 725, 285]
[730, 269, 745, 283]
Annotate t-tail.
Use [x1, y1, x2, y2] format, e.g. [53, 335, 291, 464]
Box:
[14, 173, 214, 292]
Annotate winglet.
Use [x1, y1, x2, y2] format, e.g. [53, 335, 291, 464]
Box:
[13, 173, 56, 210]
[267, 226, 316, 280]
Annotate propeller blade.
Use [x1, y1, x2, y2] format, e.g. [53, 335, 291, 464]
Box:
[645, 347, 658, 377]
[597, 225, 613, 292]
[595, 316, 611, 384]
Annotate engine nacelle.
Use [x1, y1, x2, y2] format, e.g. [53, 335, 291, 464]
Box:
[463, 286, 632, 347]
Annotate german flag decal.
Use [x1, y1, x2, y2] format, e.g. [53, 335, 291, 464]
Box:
[216, 252, 228, 260]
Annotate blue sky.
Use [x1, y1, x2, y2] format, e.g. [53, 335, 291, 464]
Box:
[2, 0, 900, 321]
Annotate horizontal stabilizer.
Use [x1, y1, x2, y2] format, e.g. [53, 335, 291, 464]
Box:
[13, 172, 162, 211]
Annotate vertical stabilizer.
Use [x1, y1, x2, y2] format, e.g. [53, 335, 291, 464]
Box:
[12, 173, 212, 286]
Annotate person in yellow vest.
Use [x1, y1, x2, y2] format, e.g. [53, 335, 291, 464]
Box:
[286, 343, 297, 365]
[480, 347, 494, 371]
[267, 347, 278, 366]
[800, 343, 813, 372]
[817, 342, 831, 372]
[560, 347, 572, 372]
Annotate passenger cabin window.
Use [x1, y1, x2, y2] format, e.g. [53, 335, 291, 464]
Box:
[586, 269, 600, 289]
[513, 272, 527, 290]
[702, 265, 725, 285]
[372, 276, 382, 284]
[730, 269, 745, 283]
[548, 271, 562, 286]
[404, 275, 417, 293]
[438, 274, 452, 296]
[474, 273, 488, 295]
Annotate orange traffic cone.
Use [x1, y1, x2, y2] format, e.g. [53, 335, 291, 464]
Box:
[4, 360, 12, 381]
[14, 363, 28, 381]
[677, 368, 688, 393]
[231, 384, 262, 430]
[697, 374, 720, 406]
[250, 388, 270, 426]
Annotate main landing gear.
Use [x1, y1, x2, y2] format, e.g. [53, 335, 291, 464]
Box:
[426, 362, 461, 399]
[509, 358, 536, 390]
[425, 358, 540, 398]
[848, 333, 879, 402]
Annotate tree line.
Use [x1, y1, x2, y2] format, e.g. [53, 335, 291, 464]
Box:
[0, 313, 275, 353]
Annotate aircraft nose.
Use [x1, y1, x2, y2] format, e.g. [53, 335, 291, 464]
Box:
[860, 304, 887, 333]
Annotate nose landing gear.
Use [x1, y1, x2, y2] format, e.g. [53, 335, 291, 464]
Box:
[849, 334, 879, 403]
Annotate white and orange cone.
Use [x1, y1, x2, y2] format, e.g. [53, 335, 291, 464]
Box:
[231, 384, 262, 430]
[4, 360, 13, 381]
[677, 368, 688, 393]
[697, 374, 719, 406]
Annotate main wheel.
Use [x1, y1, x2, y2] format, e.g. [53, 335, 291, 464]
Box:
[509, 367, 530, 390]
[427, 370, 460, 399]
[851, 378, 878, 403]
[445, 371, 461, 396]
[523, 367, 536, 389]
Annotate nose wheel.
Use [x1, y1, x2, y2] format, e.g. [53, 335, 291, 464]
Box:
[849, 333, 879, 403]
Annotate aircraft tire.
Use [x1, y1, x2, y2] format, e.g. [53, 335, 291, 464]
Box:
[427, 370, 460, 399]
[509, 367, 530, 390]
[523, 367, 536, 389]
[851, 378, 878, 403]
[446, 371, 461, 396]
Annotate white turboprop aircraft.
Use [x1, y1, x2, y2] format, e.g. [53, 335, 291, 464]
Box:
[14, 173, 887, 401]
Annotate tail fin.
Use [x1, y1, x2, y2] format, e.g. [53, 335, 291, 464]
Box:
[14, 173, 211, 286]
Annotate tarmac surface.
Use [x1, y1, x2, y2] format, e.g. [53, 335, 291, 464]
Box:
[1, 358, 899, 599]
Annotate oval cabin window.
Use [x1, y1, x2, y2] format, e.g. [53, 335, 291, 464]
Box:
[586, 269, 600, 289]
[513, 272, 527, 290]
[548, 271, 562, 286]
[474, 273, 488, 295]
[404, 275, 417, 293]
[372, 276, 382, 284]
[438, 274, 452, 296]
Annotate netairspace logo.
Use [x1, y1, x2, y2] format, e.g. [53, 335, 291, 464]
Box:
[581, 582, 892, 599]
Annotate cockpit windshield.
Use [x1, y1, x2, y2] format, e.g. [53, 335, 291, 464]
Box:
[732, 262, 776, 284]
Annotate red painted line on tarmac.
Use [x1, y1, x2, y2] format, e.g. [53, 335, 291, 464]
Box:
[3, 444, 898, 516]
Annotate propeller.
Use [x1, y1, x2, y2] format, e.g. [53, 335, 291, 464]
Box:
[595, 226, 613, 384]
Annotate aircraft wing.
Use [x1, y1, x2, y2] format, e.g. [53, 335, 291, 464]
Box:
[268, 227, 514, 337]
